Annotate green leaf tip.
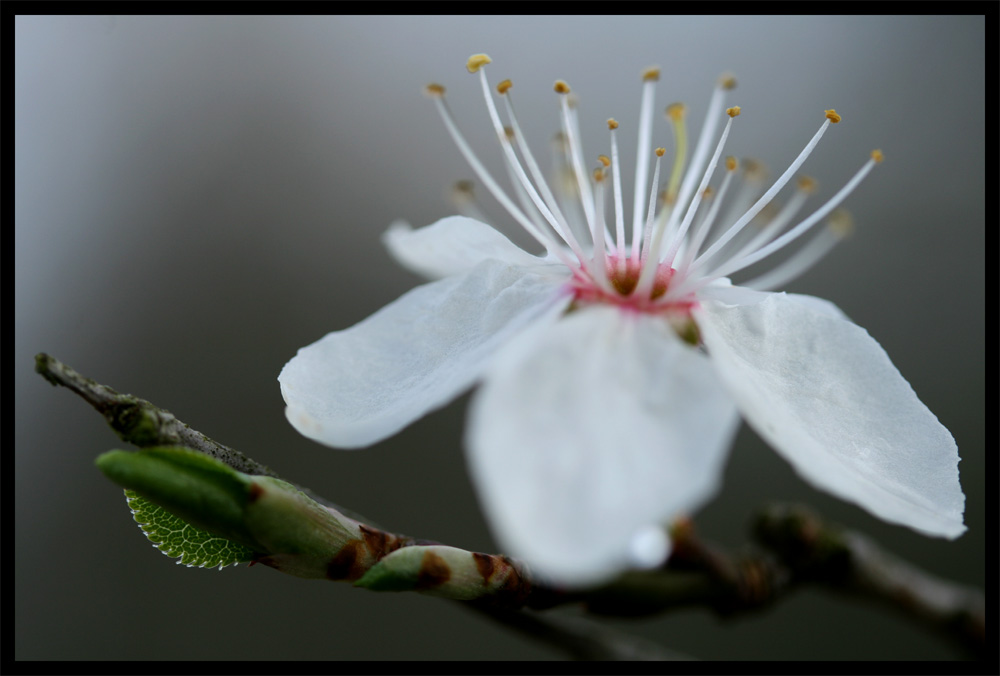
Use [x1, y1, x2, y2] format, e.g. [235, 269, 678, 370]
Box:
[124, 490, 255, 569]
[96, 447, 256, 548]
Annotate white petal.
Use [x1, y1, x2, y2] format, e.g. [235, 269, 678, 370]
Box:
[383, 216, 547, 280]
[466, 306, 740, 587]
[696, 292, 965, 538]
[696, 283, 771, 307]
[699, 283, 847, 320]
[279, 259, 569, 448]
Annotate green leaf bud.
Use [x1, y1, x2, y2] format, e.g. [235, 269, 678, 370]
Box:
[96, 446, 409, 581]
[356, 545, 531, 604]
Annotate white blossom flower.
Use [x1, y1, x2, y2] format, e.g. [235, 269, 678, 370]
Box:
[279, 55, 964, 587]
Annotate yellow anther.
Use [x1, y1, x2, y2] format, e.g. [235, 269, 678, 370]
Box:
[503, 126, 515, 140]
[871, 149, 884, 163]
[825, 109, 842, 123]
[554, 80, 571, 94]
[496, 79, 513, 95]
[665, 103, 686, 121]
[598, 154, 611, 167]
[655, 147, 666, 157]
[797, 175, 818, 193]
[665, 106, 688, 204]
[642, 66, 661, 82]
[743, 158, 767, 179]
[466, 54, 492, 73]
[558, 166, 579, 195]
[702, 186, 714, 199]
[753, 202, 779, 226]
[718, 73, 737, 90]
[607, 118, 619, 130]
[829, 208, 854, 237]
[424, 83, 446, 97]
[726, 106, 741, 118]
[726, 156, 738, 172]
[451, 181, 475, 201]
[593, 167, 605, 182]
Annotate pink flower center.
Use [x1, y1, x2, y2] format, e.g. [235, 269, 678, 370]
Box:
[568, 255, 697, 316]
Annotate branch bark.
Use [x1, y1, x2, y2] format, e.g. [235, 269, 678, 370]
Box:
[35, 353, 372, 524]
[753, 504, 985, 658]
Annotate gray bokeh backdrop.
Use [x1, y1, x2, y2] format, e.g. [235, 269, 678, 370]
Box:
[16, 15, 984, 660]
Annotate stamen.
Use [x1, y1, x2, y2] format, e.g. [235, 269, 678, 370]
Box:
[469, 60, 607, 276]
[663, 103, 688, 207]
[496, 126, 546, 229]
[634, 108, 738, 299]
[828, 207, 856, 237]
[702, 174, 816, 276]
[466, 53, 492, 73]
[675, 151, 881, 297]
[566, 96, 615, 259]
[501, 152, 549, 236]
[740, 209, 853, 291]
[432, 62, 880, 315]
[710, 158, 767, 237]
[638, 148, 667, 264]
[550, 133, 589, 246]
[607, 119, 627, 269]
[686, 110, 841, 278]
[627, 105, 682, 263]
[473, 65, 587, 262]
[426, 81, 577, 270]
[500, 82, 582, 253]
[474, 65, 621, 293]
[631, 67, 660, 249]
[591, 167, 608, 273]
[655, 74, 736, 257]
[556, 80, 599, 247]
[449, 180, 489, 222]
[675, 156, 739, 276]
[658, 106, 741, 270]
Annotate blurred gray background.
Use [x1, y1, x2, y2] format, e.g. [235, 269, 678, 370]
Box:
[16, 15, 984, 661]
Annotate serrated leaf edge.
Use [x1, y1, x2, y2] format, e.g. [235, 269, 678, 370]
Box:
[124, 489, 251, 570]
